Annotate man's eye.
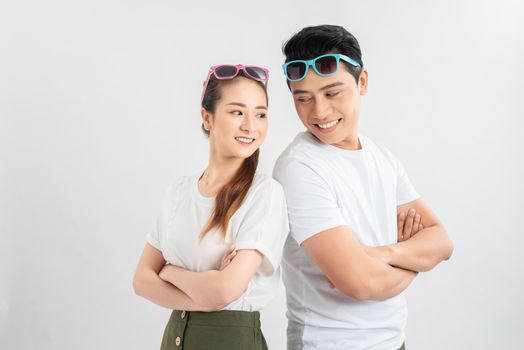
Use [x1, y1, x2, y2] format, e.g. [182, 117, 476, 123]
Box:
[326, 91, 340, 97]
[297, 97, 311, 103]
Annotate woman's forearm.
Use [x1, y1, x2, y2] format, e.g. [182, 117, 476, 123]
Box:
[160, 266, 232, 307]
[133, 270, 223, 311]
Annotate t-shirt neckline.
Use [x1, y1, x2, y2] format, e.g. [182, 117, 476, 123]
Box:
[304, 131, 365, 157]
[192, 172, 215, 205]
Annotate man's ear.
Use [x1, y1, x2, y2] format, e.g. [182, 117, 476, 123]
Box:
[358, 69, 368, 96]
[201, 108, 212, 131]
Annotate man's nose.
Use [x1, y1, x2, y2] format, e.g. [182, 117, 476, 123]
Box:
[313, 97, 332, 120]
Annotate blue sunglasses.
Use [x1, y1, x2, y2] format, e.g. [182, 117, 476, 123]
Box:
[282, 53, 361, 82]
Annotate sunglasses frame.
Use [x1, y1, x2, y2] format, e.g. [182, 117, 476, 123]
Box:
[201, 64, 269, 102]
[282, 53, 361, 82]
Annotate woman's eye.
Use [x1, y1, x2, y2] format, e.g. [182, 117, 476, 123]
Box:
[231, 110, 243, 116]
[257, 113, 267, 119]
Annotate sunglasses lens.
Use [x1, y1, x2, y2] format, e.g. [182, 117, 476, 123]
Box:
[214, 65, 238, 78]
[245, 66, 268, 81]
[286, 62, 307, 81]
[315, 56, 338, 75]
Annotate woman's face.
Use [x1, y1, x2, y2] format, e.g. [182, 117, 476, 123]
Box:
[203, 77, 268, 160]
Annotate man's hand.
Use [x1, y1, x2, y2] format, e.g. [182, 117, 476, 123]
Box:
[397, 208, 423, 242]
[361, 208, 424, 265]
[326, 208, 423, 289]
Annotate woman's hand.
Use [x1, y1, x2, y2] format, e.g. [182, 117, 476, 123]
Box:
[158, 263, 177, 282]
[219, 245, 237, 271]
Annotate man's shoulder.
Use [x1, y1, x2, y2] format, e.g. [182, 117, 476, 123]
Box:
[362, 135, 398, 162]
[275, 132, 328, 167]
[360, 136, 404, 177]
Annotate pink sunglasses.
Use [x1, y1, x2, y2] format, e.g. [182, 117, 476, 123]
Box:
[201, 64, 269, 102]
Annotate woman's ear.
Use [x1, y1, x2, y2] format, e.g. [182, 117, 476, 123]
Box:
[201, 108, 212, 132]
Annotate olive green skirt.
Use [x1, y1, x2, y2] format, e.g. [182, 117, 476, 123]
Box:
[160, 309, 268, 350]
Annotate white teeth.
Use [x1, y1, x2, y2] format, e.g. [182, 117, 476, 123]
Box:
[236, 137, 254, 143]
[317, 119, 339, 129]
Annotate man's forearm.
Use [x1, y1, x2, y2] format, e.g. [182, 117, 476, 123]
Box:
[373, 225, 453, 272]
[367, 265, 417, 300]
[340, 250, 418, 301]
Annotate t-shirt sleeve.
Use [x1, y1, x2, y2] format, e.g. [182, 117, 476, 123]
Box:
[395, 157, 420, 205]
[145, 179, 180, 251]
[233, 179, 290, 277]
[145, 219, 162, 251]
[273, 159, 346, 245]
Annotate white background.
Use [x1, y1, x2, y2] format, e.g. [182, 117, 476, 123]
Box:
[1, 0, 523, 349]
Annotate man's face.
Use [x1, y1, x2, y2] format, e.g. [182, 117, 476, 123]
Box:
[289, 65, 368, 150]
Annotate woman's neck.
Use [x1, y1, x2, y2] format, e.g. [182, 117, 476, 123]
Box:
[198, 155, 244, 197]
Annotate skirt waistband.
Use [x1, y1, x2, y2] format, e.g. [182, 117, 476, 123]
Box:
[171, 309, 261, 328]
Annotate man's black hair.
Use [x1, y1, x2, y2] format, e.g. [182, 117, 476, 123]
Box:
[282, 25, 363, 83]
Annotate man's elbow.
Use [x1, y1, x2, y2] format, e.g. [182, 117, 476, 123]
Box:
[433, 238, 454, 267]
[338, 280, 373, 301]
[348, 288, 372, 301]
[443, 239, 454, 261]
[435, 226, 454, 261]
[420, 240, 455, 272]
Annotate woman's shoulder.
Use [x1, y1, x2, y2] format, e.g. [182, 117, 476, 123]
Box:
[246, 173, 285, 202]
[163, 174, 198, 200]
[252, 173, 283, 190]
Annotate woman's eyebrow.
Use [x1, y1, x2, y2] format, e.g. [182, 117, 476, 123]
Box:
[226, 102, 267, 110]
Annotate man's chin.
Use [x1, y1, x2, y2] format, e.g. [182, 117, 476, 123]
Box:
[308, 129, 338, 145]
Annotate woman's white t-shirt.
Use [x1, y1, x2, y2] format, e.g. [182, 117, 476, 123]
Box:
[146, 172, 289, 311]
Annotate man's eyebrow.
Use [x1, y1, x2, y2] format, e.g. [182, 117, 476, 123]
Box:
[292, 89, 309, 95]
[292, 82, 345, 95]
[226, 102, 267, 110]
[320, 82, 345, 91]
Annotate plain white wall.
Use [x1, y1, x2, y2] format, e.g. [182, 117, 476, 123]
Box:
[1, 0, 523, 349]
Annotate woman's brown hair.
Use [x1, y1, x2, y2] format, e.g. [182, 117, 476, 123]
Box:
[199, 72, 268, 240]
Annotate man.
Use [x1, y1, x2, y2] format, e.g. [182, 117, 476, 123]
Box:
[273, 25, 454, 350]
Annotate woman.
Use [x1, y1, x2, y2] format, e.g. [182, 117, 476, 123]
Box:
[133, 64, 289, 350]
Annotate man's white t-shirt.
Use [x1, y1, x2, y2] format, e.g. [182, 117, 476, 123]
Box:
[146, 172, 289, 311]
[273, 132, 420, 350]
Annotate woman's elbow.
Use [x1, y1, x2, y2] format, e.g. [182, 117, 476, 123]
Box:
[132, 277, 142, 296]
[215, 283, 248, 306]
[132, 272, 148, 296]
